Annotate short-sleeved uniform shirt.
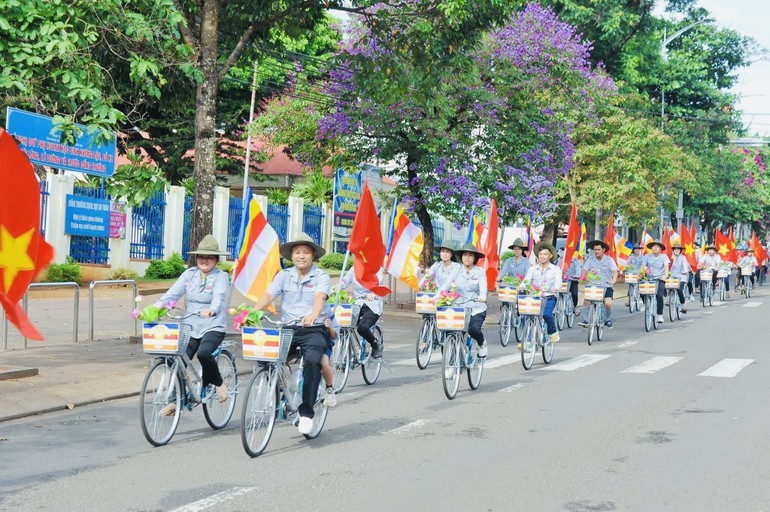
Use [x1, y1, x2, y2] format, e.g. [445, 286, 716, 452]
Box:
[582, 256, 618, 288]
[499, 256, 531, 281]
[523, 263, 563, 297]
[267, 265, 332, 325]
[441, 265, 487, 315]
[159, 267, 229, 338]
[643, 253, 670, 280]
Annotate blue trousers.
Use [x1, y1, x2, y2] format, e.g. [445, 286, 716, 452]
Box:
[543, 295, 557, 334]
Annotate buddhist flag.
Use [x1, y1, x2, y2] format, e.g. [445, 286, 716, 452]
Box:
[348, 181, 391, 296]
[562, 202, 580, 270]
[232, 188, 282, 301]
[662, 224, 672, 259]
[614, 233, 633, 270]
[680, 223, 698, 270]
[480, 199, 500, 290]
[385, 200, 424, 291]
[0, 128, 55, 340]
[700, 229, 707, 256]
[576, 219, 587, 262]
[641, 226, 653, 254]
[604, 212, 617, 263]
[715, 228, 733, 262]
[669, 226, 681, 247]
[466, 211, 485, 247]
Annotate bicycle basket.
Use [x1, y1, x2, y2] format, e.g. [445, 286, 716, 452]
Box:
[517, 295, 546, 316]
[242, 327, 293, 362]
[624, 273, 639, 284]
[334, 303, 361, 327]
[740, 266, 753, 276]
[435, 307, 470, 331]
[415, 292, 437, 314]
[583, 285, 605, 302]
[699, 270, 714, 281]
[498, 285, 518, 303]
[664, 278, 680, 289]
[142, 323, 191, 355]
[717, 268, 729, 278]
[639, 281, 657, 295]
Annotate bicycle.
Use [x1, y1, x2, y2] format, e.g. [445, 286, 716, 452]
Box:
[625, 273, 641, 313]
[498, 284, 523, 346]
[415, 293, 441, 369]
[758, 266, 766, 286]
[554, 282, 574, 330]
[583, 285, 606, 345]
[716, 267, 729, 302]
[700, 269, 715, 307]
[240, 317, 329, 457]
[436, 304, 484, 400]
[664, 278, 682, 322]
[139, 313, 238, 447]
[640, 280, 660, 332]
[740, 266, 753, 298]
[518, 295, 555, 370]
[330, 303, 384, 392]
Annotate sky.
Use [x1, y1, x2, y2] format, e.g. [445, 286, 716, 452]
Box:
[665, 0, 770, 136]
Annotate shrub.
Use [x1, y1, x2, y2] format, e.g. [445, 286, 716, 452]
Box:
[281, 258, 294, 268]
[318, 252, 353, 271]
[108, 268, 139, 280]
[217, 261, 233, 273]
[46, 257, 82, 283]
[144, 252, 187, 279]
[499, 250, 514, 265]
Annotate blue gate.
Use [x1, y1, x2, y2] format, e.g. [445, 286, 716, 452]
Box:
[267, 203, 289, 244]
[303, 205, 324, 245]
[227, 196, 244, 258]
[130, 191, 166, 260]
[39, 180, 49, 237]
[69, 185, 110, 264]
[182, 195, 192, 260]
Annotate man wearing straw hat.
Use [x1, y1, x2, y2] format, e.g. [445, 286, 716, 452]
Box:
[579, 240, 618, 328]
[157, 234, 232, 413]
[642, 239, 670, 323]
[253, 233, 331, 435]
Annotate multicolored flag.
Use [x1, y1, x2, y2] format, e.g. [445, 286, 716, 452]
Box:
[385, 200, 424, 291]
[480, 199, 500, 290]
[576, 219, 587, 262]
[668, 226, 681, 247]
[604, 212, 617, 263]
[466, 210, 485, 247]
[562, 202, 580, 270]
[348, 181, 391, 296]
[0, 128, 55, 340]
[641, 226, 654, 254]
[232, 188, 282, 301]
[614, 233, 634, 270]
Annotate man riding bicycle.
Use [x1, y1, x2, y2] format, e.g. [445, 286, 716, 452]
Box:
[253, 233, 331, 435]
[579, 240, 618, 328]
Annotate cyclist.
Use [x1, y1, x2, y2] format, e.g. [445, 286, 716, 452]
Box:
[421, 243, 461, 289]
[578, 240, 618, 328]
[669, 243, 689, 314]
[627, 243, 644, 270]
[253, 233, 331, 435]
[521, 242, 562, 343]
[642, 240, 670, 324]
[738, 248, 758, 288]
[557, 249, 582, 316]
[498, 238, 531, 283]
[439, 243, 488, 357]
[158, 234, 230, 415]
[699, 245, 724, 298]
[339, 266, 385, 359]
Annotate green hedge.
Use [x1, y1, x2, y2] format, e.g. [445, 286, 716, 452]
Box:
[144, 253, 187, 279]
[499, 250, 514, 264]
[318, 252, 353, 271]
[46, 257, 82, 283]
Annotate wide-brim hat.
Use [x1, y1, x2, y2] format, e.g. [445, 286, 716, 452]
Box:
[671, 243, 684, 250]
[633, 242, 643, 250]
[456, 243, 485, 261]
[746, 248, 755, 253]
[508, 238, 528, 252]
[533, 241, 558, 263]
[704, 245, 717, 251]
[279, 232, 326, 261]
[587, 239, 610, 252]
[646, 240, 666, 251]
[188, 234, 230, 256]
[435, 242, 457, 254]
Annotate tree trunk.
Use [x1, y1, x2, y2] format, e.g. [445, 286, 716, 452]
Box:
[190, 0, 222, 260]
[405, 153, 434, 268]
[541, 221, 557, 245]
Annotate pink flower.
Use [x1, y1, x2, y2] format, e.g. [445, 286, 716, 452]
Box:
[131, 308, 140, 319]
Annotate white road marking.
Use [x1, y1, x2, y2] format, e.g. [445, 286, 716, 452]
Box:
[540, 354, 611, 371]
[170, 488, 257, 512]
[484, 354, 521, 369]
[703, 311, 714, 315]
[621, 356, 683, 374]
[385, 419, 429, 434]
[393, 358, 417, 366]
[698, 359, 754, 378]
[742, 302, 762, 308]
[499, 382, 531, 392]
[655, 328, 671, 333]
[618, 341, 638, 348]
[386, 343, 409, 349]
[680, 319, 694, 324]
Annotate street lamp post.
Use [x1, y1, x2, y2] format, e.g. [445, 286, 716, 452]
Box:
[660, 19, 710, 232]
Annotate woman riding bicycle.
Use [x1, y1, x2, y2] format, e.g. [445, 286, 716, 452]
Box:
[521, 242, 562, 343]
[738, 249, 758, 288]
[339, 266, 385, 359]
[421, 243, 461, 290]
[642, 240, 670, 324]
[699, 245, 724, 298]
[498, 238, 530, 283]
[669, 243, 689, 314]
[438, 243, 488, 357]
[252, 233, 331, 435]
[157, 234, 230, 413]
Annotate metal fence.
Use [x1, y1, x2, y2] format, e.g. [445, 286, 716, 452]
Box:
[39, 180, 49, 237]
[69, 185, 109, 264]
[412, 216, 446, 248]
[130, 191, 166, 260]
[267, 203, 289, 244]
[182, 195, 192, 260]
[303, 205, 324, 244]
[227, 196, 244, 257]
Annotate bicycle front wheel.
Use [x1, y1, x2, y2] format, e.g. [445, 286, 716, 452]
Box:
[513, 309, 525, 342]
[240, 367, 278, 457]
[668, 290, 677, 322]
[521, 319, 537, 370]
[499, 304, 512, 347]
[627, 285, 636, 313]
[362, 326, 383, 385]
[542, 321, 554, 364]
[140, 359, 182, 447]
[442, 333, 462, 399]
[203, 349, 238, 430]
[555, 296, 566, 331]
[302, 381, 329, 440]
[565, 298, 575, 328]
[331, 330, 351, 392]
[467, 338, 484, 390]
[416, 316, 434, 369]
[644, 296, 653, 332]
[587, 304, 596, 345]
[596, 306, 604, 341]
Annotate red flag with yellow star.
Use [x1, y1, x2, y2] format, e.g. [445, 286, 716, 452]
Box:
[715, 228, 733, 263]
[562, 201, 580, 271]
[348, 181, 391, 297]
[0, 128, 54, 340]
[680, 223, 697, 271]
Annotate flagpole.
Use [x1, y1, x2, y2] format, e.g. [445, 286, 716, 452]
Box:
[336, 250, 351, 305]
[242, 60, 259, 208]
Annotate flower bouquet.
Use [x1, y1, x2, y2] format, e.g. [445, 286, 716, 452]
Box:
[624, 265, 639, 284]
[518, 279, 543, 297]
[502, 274, 525, 287]
[637, 266, 650, 281]
[435, 287, 461, 307]
[228, 303, 264, 330]
[132, 296, 177, 322]
[579, 269, 602, 285]
[581, 270, 605, 301]
[420, 273, 438, 293]
[327, 285, 355, 305]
